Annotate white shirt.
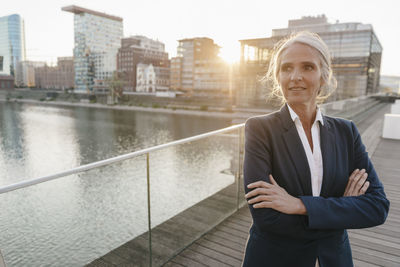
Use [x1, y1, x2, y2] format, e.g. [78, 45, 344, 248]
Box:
[287, 104, 324, 196]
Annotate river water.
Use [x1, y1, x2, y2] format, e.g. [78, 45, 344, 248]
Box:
[0, 102, 237, 266]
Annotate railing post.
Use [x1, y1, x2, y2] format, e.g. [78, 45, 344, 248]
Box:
[236, 127, 244, 210]
[146, 153, 152, 267]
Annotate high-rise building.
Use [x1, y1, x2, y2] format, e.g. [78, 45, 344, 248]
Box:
[238, 15, 382, 106]
[175, 37, 229, 96]
[0, 14, 26, 78]
[62, 5, 123, 93]
[35, 57, 74, 90]
[117, 35, 169, 91]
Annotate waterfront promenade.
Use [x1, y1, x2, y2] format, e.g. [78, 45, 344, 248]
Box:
[87, 101, 400, 266]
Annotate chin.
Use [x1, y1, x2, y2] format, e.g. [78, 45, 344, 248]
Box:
[286, 97, 315, 107]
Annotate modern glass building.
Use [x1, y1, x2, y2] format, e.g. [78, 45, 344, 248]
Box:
[0, 14, 26, 77]
[62, 6, 123, 93]
[238, 15, 382, 107]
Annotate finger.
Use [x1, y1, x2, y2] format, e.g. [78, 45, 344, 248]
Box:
[245, 188, 265, 199]
[349, 169, 360, 180]
[348, 169, 366, 195]
[245, 187, 276, 199]
[358, 181, 370, 196]
[248, 195, 274, 204]
[253, 201, 273, 209]
[269, 174, 279, 186]
[344, 169, 360, 196]
[355, 172, 368, 193]
[247, 180, 273, 189]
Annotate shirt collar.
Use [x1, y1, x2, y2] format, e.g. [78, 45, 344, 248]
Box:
[287, 104, 324, 126]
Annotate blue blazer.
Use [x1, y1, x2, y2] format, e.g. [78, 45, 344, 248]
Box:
[243, 105, 389, 267]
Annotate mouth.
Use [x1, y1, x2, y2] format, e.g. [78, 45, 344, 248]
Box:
[289, 87, 306, 91]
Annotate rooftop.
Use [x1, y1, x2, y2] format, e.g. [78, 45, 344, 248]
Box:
[61, 5, 123, 22]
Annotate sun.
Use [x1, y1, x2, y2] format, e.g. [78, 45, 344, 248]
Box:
[219, 44, 240, 64]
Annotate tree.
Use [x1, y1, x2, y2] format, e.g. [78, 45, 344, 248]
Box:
[106, 71, 125, 104]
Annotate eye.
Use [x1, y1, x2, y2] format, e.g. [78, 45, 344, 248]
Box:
[281, 65, 292, 72]
[304, 65, 314, 71]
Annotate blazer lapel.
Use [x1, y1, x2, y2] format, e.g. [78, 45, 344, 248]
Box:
[319, 116, 336, 197]
[280, 105, 313, 196]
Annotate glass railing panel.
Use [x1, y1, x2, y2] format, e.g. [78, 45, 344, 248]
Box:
[0, 155, 148, 267]
[148, 127, 243, 266]
[321, 95, 379, 119]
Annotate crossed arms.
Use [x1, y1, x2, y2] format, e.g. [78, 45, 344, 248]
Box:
[244, 117, 389, 235]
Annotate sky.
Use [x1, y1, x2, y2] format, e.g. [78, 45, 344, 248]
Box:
[2, 0, 400, 76]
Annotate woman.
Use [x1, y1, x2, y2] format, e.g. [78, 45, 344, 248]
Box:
[242, 31, 389, 267]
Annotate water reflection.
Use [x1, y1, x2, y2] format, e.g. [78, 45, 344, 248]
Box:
[0, 103, 27, 184]
[0, 102, 233, 266]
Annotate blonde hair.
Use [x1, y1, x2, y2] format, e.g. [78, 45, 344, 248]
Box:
[265, 31, 337, 104]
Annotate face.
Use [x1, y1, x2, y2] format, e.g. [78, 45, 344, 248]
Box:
[277, 42, 324, 107]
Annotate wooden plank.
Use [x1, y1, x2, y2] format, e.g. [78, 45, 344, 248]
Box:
[179, 247, 231, 267]
[167, 254, 207, 267]
[353, 259, 381, 267]
[214, 224, 249, 239]
[225, 218, 251, 228]
[163, 261, 185, 267]
[350, 229, 400, 245]
[352, 246, 399, 267]
[349, 235, 400, 256]
[189, 243, 242, 266]
[220, 221, 250, 234]
[195, 237, 244, 261]
[352, 241, 400, 263]
[208, 228, 248, 245]
[203, 232, 246, 253]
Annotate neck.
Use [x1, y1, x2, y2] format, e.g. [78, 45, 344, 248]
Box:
[288, 103, 317, 127]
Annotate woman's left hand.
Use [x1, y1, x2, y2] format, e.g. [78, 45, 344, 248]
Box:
[245, 175, 307, 215]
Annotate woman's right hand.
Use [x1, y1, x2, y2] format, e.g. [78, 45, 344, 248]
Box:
[343, 169, 370, 196]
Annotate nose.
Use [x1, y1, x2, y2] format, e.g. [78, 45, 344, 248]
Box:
[290, 69, 302, 81]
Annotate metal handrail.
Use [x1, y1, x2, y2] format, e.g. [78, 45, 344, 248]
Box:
[0, 123, 244, 194]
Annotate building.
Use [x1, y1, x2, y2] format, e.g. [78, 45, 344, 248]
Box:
[0, 75, 14, 89]
[136, 63, 170, 93]
[169, 57, 182, 91]
[62, 5, 123, 93]
[380, 75, 400, 94]
[15, 61, 46, 87]
[117, 35, 169, 91]
[35, 57, 74, 90]
[238, 15, 383, 107]
[174, 37, 230, 96]
[0, 14, 26, 78]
